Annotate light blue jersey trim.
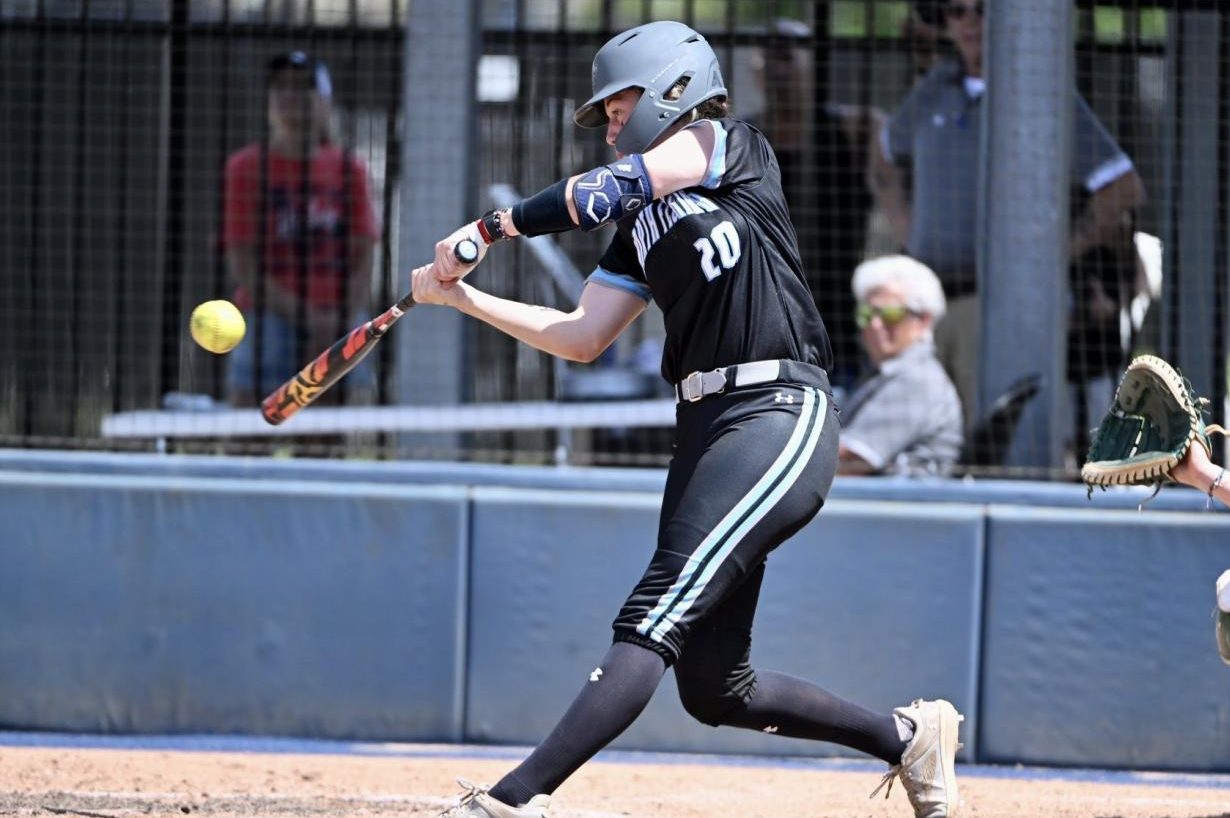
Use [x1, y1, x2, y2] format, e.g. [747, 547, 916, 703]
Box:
[686, 120, 728, 189]
[588, 267, 652, 302]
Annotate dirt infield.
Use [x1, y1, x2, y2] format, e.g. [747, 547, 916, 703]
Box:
[2, 744, 1229, 818]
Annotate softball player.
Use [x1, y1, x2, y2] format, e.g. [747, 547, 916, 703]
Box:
[1171, 443, 1230, 664]
[413, 21, 963, 818]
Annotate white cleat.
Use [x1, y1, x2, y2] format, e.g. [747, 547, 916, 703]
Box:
[439, 779, 551, 818]
[870, 699, 964, 818]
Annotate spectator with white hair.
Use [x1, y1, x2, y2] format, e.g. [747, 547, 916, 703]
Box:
[870, 0, 1145, 446]
[837, 255, 963, 476]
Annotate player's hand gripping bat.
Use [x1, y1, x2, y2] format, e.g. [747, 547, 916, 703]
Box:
[260, 239, 480, 425]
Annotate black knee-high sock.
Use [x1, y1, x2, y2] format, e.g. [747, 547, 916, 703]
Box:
[488, 641, 666, 807]
[721, 671, 907, 764]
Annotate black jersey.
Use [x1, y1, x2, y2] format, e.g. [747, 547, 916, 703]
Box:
[589, 118, 832, 385]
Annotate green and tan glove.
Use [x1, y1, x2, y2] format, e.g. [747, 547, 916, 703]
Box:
[1082, 355, 1227, 490]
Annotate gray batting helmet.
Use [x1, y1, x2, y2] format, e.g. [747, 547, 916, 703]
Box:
[573, 21, 727, 155]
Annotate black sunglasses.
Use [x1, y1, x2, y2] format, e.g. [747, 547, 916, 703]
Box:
[944, 1, 984, 21]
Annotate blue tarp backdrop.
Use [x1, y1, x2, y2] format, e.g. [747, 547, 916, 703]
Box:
[2, 451, 1228, 771]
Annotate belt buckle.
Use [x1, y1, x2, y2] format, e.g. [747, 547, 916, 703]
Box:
[681, 371, 705, 402]
[680, 369, 727, 402]
[701, 368, 727, 397]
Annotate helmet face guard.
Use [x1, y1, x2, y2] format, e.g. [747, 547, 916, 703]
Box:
[574, 21, 727, 155]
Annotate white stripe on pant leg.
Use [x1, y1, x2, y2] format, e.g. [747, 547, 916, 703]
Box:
[649, 389, 827, 642]
[635, 389, 818, 637]
[636, 388, 823, 640]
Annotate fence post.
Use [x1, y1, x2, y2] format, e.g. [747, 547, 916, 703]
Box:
[1167, 12, 1223, 418]
[396, 0, 480, 452]
[979, 0, 1073, 471]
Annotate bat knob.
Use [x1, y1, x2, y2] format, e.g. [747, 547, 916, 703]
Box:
[454, 238, 480, 264]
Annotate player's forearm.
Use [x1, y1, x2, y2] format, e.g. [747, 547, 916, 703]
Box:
[452, 283, 603, 362]
[1194, 462, 1230, 507]
[487, 184, 583, 242]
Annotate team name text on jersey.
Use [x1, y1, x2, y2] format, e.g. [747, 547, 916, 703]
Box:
[631, 191, 720, 270]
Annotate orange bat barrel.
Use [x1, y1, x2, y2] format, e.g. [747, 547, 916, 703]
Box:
[259, 238, 479, 426]
[259, 305, 405, 425]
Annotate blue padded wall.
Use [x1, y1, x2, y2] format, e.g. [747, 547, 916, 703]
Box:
[980, 505, 1230, 771]
[466, 490, 983, 760]
[0, 449, 1218, 512]
[9, 452, 1227, 772]
[0, 472, 468, 741]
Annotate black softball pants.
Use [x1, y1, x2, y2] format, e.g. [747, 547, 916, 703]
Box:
[489, 378, 905, 808]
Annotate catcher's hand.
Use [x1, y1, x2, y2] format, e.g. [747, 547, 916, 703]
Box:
[1082, 355, 1227, 490]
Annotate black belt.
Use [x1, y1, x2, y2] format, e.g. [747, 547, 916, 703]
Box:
[674, 359, 830, 403]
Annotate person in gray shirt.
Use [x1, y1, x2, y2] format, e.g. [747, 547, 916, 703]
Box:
[838, 255, 963, 476]
[871, 0, 1145, 438]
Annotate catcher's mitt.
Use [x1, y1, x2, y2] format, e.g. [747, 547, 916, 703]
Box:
[1081, 354, 1226, 490]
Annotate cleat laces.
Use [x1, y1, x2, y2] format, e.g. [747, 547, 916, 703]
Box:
[870, 766, 900, 801]
[440, 779, 488, 817]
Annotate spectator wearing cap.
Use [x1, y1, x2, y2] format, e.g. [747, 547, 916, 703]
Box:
[222, 51, 381, 407]
[870, 0, 1145, 444]
[837, 255, 963, 476]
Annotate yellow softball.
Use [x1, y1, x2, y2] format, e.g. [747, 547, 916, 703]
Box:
[189, 300, 246, 354]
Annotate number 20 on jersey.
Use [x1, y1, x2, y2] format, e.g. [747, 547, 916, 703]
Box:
[693, 220, 742, 282]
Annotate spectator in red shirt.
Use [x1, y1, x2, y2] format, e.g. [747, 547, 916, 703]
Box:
[222, 51, 380, 406]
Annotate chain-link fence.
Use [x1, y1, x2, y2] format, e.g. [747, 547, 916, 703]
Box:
[2, 0, 1225, 476]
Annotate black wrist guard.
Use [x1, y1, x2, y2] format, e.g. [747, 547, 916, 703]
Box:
[510, 179, 574, 237]
[476, 209, 508, 244]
